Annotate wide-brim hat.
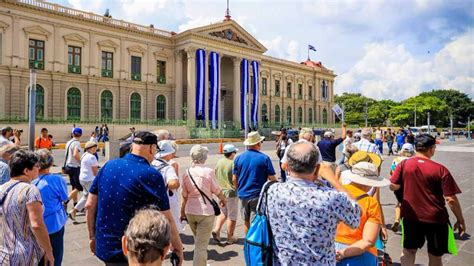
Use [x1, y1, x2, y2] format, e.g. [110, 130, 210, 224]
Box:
[341, 162, 390, 187]
[243, 131, 265, 146]
[156, 140, 175, 158]
[85, 141, 98, 150]
[348, 150, 381, 168]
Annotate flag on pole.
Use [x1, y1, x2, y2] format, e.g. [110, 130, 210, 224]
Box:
[195, 49, 206, 121]
[308, 44, 317, 51]
[240, 59, 249, 130]
[251, 61, 259, 129]
[332, 104, 344, 119]
[209, 52, 219, 129]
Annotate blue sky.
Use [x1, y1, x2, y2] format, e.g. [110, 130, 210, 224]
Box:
[52, 0, 473, 100]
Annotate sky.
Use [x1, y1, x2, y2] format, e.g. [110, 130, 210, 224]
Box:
[51, 0, 474, 101]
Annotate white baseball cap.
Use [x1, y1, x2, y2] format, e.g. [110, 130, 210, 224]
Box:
[223, 144, 238, 154]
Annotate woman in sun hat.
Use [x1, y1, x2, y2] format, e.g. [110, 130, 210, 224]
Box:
[334, 162, 390, 266]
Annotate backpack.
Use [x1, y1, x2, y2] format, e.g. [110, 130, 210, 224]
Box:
[244, 181, 277, 266]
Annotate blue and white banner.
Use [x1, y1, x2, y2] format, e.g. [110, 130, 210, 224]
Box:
[240, 59, 249, 130]
[195, 49, 206, 121]
[251, 61, 259, 129]
[209, 52, 219, 129]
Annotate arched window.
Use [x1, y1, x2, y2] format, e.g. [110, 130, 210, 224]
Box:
[274, 105, 280, 124]
[156, 95, 166, 120]
[321, 80, 328, 100]
[101, 90, 113, 120]
[286, 106, 292, 125]
[323, 108, 328, 124]
[67, 87, 81, 120]
[261, 104, 268, 123]
[28, 85, 44, 119]
[298, 107, 303, 124]
[130, 93, 141, 121]
[308, 108, 313, 124]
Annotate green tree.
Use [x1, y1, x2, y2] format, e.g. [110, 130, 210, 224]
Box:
[389, 96, 448, 127]
[419, 90, 474, 127]
[335, 93, 376, 126]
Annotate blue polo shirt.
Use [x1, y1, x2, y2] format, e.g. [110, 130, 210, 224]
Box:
[317, 138, 344, 162]
[32, 173, 68, 234]
[233, 149, 276, 200]
[90, 153, 170, 263]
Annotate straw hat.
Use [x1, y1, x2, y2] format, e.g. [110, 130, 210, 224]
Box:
[348, 150, 381, 168]
[85, 141, 97, 150]
[243, 131, 265, 146]
[341, 162, 390, 187]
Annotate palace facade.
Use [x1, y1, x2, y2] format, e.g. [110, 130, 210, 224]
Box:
[0, 0, 336, 127]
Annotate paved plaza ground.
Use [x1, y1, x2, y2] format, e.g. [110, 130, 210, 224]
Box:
[2, 138, 474, 265]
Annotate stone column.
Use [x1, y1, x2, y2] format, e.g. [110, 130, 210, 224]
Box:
[232, 57, 241, 124]
[186, 48, 196, 124]
[89, 32, 96, 76]
[120, 38, 127, 80]
[11, 16, 20, 67]
[174, 50, 183, 120]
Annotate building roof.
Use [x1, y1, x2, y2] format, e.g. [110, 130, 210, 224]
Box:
[300, 59, 329, 71]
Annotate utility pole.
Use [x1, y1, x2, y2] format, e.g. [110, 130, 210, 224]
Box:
[427, 112, 431, 135]
[468, 116, 471, 140]
[414, 104, 417, 127]
[364, 101, 368, 128]
[28, 69, 37, 151]
[449, 111, 454, 141]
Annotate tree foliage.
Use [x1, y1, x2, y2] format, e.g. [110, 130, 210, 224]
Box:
[335, 90, 471, 127]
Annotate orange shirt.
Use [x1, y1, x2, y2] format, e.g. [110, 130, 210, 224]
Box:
[35, 136, 53, 150]
[335, 184, 382, 256]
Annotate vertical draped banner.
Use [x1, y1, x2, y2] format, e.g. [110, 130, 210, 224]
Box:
[195, 49, 206, 122]
[251, 61, 259, 129]
[209, 52, 219, 129]
[240, 59, 249, 130]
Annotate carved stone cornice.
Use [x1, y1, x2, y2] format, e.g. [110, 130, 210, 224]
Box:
[0, 21, 9, 33]
[127, 45, 146, 55]
[97, 39, 119, 51]
[23, 25, 52, 39]
[63, 33, 88, 45]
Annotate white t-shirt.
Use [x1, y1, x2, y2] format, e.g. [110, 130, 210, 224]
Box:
[279, 138, 294, 150]
[65, 139, 81, 167]
[375, 130, 383, 140]
[79, 152, 99, 182]
[0, 136, 12, 148]
[280, 139, 323, 164]
[151, 158, 180, 228]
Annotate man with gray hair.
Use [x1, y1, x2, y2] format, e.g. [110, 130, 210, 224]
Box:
[281, 128, 322, 173]
[157, 129, 170, 141]
[267, 142, 361, 264]
[353, 128, 382, 157]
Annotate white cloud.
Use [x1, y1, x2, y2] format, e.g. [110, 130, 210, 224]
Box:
[337, 30, 474, 100]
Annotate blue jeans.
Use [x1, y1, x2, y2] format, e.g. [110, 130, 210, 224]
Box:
[50, 226, 65, 266]
[375, 139, 383, 154]
[387, 142, 394, 155]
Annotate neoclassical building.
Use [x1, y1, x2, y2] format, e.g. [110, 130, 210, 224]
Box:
[0, 0, 336, 128]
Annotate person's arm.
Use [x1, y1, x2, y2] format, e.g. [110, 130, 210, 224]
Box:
[232, 174, 238, 190]
[445, 195, 466, 237]
[266, 156, 277, 181]
[389, 161, 403, 191]
[336, 221, 380, 261]
[91, 165, 99, 176]
[73, 146, 80, 162]
[85, 193, 98, 254]
[27, 202, 54, 265]
[341, 123, 347, 139]
[335, 166, 342, 183]
[168, 179, 180, 190]
[35, 137, 40, 149]
[160, 209, 184, 265]
[267, 175, 276, 181]
[318, 163, 350, 196]
[374, 188, 388, 241]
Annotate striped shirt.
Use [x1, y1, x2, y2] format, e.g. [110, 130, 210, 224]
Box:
[0, 181, 44, 265]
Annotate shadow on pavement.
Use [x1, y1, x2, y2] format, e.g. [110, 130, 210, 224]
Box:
[455, 233, 470, 241]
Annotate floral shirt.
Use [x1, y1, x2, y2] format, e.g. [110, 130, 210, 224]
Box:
[267, 178, 360, 265]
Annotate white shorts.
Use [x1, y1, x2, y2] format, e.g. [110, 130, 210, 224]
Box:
[222, 197, 239, 221]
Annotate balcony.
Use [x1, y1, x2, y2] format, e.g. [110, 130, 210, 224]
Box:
[298, 95, 303, 100]
[131, 73, 141, 81]
[102, 69, 113, 78]
[68, 65, 81, 74]
[157, 75, 166, 84]
[29, 60, 44, 70]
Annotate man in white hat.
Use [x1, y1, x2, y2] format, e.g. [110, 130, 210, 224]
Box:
[233, 132, 276, 234]
[317, 124, 347, 169]
[151, 140, 181, 231]
[212, 144, 239, 244]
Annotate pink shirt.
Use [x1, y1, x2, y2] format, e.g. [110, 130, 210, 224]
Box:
[182, 164, 221, 216]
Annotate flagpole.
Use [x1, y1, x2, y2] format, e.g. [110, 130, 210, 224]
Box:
[307, 46, 310, 61]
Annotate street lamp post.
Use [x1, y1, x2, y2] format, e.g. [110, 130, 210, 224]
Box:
[28, 69, 37, 151]
[364, 101, 368, 127]
[414, 104, 417, 127]
[427, 112, 431, 135]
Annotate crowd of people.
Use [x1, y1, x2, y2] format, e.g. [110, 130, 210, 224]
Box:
[0, 123, 467, 266]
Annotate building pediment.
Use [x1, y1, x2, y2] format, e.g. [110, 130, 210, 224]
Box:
[97, 39, 119, 50]
[127, 45, 146, 54]
[63, 33, 88, 44]
[23, 25, 52, 39]
[0, 21, 9, 33]
[182, 20, 267, 53]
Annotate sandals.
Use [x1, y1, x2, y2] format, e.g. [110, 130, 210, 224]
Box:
[226, 237, 237, 245]
[211, 231, 221, 242]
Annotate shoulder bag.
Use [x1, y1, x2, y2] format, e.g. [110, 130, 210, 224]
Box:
[187, 169, 221, 216]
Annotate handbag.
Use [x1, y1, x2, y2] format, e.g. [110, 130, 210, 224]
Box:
[187, 169, 221, 216]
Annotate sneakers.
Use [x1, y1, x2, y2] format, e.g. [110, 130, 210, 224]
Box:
[211, 231, 221, 242]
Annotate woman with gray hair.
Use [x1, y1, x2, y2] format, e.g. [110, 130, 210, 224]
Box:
[32, 149, 68, 266]
[122, 207, 171, 266]
[180, 145, 227, 266]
